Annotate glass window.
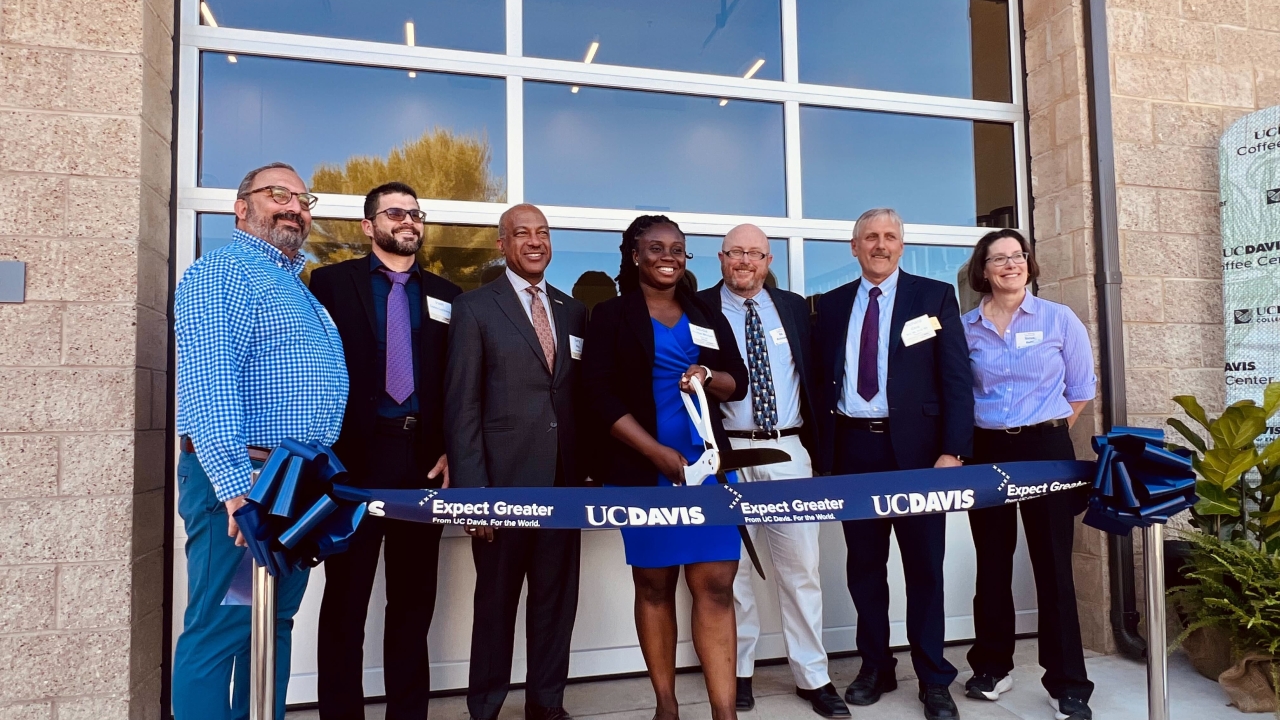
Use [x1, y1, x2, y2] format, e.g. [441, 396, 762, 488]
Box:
[523, 0, 782, 80]
[797, 0, 1012, 102]
[802, 240, 972, 301]
[199, 54, 507, 203]
[198, 214, 501, 289]
[524, 82, 786, 216]
[800, 107, 1016, 228]
[197, 0, 504, 53]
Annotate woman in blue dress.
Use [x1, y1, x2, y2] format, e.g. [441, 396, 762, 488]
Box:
[582, 215, 750, 720]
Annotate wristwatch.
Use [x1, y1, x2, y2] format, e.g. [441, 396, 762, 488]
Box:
[699, 365, 714, 384]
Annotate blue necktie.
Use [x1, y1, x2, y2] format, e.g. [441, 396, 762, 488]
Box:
[744, 299, 779, 433]
[857, 286, 882, 402]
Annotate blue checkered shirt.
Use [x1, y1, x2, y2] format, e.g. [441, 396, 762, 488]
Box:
[175, 229, 348, 501]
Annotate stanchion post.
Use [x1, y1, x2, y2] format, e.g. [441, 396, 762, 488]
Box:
[250, 560, 277, 720]
[1143, 524, 1169, 720]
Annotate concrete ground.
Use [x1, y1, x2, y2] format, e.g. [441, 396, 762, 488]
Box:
[288, 639, 1241, 719]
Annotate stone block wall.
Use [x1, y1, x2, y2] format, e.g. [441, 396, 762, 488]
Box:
[0, 0, 173, 717]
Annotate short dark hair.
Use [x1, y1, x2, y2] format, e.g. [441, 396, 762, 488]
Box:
[965, 229, 1039, 295]
[364, 182, 418, 219]
[237, 162, 299, 198]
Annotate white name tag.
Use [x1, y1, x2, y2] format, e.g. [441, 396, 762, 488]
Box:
[1015, 330, 1044, 349]
[569, 335, 584, 360]
[426, 296, 452, 324]
[769, 327, 788, 345]
[689, 323, 720, 350]
[901, 315, 937, 347]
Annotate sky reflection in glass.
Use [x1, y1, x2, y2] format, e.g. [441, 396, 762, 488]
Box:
[524, 0, 782, 80]
[200, 54, 506, 200]
[524, 82, 786, 216]
[797, 0, 1012, 101]
[198, 0, 504, 53]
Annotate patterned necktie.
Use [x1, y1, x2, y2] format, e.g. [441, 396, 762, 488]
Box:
[857, 286, 882, 402]
[526, 286, 556, 371]
[382, 268, 414, 404]
[744, 299, 779, 433]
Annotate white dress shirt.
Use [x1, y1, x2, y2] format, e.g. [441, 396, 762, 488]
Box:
[718, 284, 802, 431]
[838, 269, 899, 418]
[506, 267, 556, 337]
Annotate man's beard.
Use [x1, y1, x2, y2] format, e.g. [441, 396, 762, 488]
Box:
[245, 206, 309, 254]
[725, 267, 764, 295]
[373, 225, 423, 257]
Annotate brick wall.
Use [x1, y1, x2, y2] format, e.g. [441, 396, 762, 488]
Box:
[0, 0, 173, 717]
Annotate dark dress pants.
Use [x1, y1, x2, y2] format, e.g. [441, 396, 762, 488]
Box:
[318, 425, 445, 720]
[967, 424, 1093, 701]
[467, 527, 582, 720]
[835, 419, 957, 686]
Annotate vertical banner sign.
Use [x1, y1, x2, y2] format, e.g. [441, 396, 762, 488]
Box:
[1221, 106, 1280, 422]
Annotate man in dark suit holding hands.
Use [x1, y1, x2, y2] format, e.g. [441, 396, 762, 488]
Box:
[309, 182, 462, 719]
[445, 203, 588, 720]
[814, 208, 974, 720]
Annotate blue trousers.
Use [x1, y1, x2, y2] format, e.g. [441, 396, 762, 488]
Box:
[171, 450, 310, 720]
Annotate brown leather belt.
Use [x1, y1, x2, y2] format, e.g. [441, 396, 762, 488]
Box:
[180, 436, 272, 462]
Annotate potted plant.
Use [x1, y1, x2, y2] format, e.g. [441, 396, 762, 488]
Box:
[1166, 381, 1280, 709]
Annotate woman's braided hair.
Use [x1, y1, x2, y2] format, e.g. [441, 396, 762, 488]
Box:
[616, 214, 684, 295]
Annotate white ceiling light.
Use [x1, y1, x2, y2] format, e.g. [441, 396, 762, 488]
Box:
[572, 40, 599, 94]
[406, 22, 416, 77]
[742, 57, 766, 80]
[199, 1, 218, 27]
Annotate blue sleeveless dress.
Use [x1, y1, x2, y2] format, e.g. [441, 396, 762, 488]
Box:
[617, 315, 742, 568]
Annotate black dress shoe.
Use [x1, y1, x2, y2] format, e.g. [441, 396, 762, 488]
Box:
[525, 704, 572, 720]
[736, 676, 755, 711]
[1051, 696, 1093, 720]
[918, 683, 959, 720]
[844, 667, 898, 706]
[796, 683, 851, 717]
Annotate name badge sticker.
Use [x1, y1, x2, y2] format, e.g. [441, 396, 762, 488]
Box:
[769, 327, 788, 345]
[569, 335, 584, 360]
[1015, 331, 1044, 349]
[929, 316, 942, 331]
[426, 296, 452, 324]
[689, 324, 720, 350]
[901, 315, 938, 347]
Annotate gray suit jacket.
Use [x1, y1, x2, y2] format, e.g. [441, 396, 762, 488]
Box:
[444, 273, 589, 488]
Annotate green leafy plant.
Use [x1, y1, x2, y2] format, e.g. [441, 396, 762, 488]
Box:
[1167, 382, 1280, 551]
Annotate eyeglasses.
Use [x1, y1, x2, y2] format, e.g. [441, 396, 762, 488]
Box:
[985, 251, 1029, 267]
[245, 185, 319, 210]
[723, 249, 768, 261]
[370, 207, 427, 223]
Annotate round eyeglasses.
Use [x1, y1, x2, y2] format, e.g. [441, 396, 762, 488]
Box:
[245, 185, 319, 210]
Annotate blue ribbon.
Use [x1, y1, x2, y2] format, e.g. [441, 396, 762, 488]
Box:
[1082, 426, 1197, 536]
[233, 439, 367, 579]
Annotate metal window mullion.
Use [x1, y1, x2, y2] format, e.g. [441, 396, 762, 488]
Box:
[783, 100, 803, 221]
[780, 0, 799, 84]
[505, 0, 521, 57]
[1007, 0, 1026, 110]
[787, 237, 805, 295]
[175, 44, 201, 194]
[506, 76, 524, 204]
[1013, 117, 1032, 235]
[180, 25, 1025, 124]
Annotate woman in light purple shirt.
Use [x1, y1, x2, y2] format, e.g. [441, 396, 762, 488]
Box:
[959, 230, 1096, 720]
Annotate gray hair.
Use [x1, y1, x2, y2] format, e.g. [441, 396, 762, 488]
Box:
[236, 162, 300, 197]
[852, 208, 904, 241]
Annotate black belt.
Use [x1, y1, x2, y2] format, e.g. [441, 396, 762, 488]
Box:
[725, 427, 801, 441]
[377, 415, 419, 431]
[836, 416, 890, 433]
[977, 418, 1068, 435]
[180, 436, 272, 462]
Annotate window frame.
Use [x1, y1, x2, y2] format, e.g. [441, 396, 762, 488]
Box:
[175, 0, 1029, 294]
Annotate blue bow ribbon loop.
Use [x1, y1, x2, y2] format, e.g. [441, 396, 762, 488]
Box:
[1083, 426, 1197, 535]
[232, 439, 367, 578]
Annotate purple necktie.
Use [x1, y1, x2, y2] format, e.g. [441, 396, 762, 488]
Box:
[857, 286, 882, 402]
[382, 268, 414, 404]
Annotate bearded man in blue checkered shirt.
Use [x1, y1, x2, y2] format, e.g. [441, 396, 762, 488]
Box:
[171, 162, 348, 720]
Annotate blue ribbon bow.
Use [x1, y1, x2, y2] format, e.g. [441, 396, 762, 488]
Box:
[233, 439, 367, 578]
[1083, 426, 1197, 535]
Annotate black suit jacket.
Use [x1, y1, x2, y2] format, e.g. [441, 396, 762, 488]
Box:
[582, 289, 749, 487]
[696, 281, 820, 459]
[308, 255, 462, 488]
[813, 270, 974, 474]
[445, 274, 589, 488]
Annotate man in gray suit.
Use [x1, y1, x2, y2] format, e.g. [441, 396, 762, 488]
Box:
[445, 203, 589, 720]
